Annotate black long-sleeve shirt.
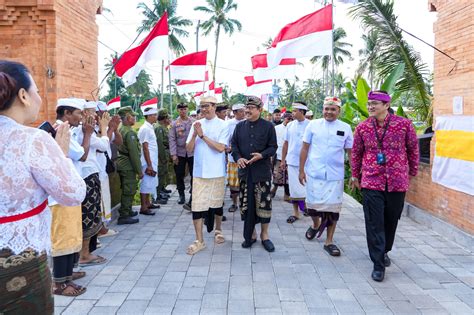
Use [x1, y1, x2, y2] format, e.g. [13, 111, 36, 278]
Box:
[231, 118, 277, 183]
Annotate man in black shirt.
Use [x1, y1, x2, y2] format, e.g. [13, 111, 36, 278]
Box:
[231, 96, 278, 252]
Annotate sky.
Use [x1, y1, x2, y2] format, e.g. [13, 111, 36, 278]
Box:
[97, 0, 437, 97]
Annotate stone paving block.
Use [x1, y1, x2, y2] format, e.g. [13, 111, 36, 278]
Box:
[201, 293, 228, 309]
[117, 270, 143, 281]
[107, 280, 136, 293]
[254, 293, 281, 308]
[407, 294, 443, 309]
[182, 276, 207, 288]
[229, 285, 253, 300]
[326, 288, 357, 302]
[135, 275, 162, 288]
[161, 271, 186, 282]
[88, 306, 120, 314]
[362, 306, 394, 314]
[156, 281, 183, 295]
[386, 300, 420, 314]
[178, 287, 205, 300]
[148, 293, 178, 307]
[75, 285, 107, 300]
[88, 274, 118, 287]
[375, 287, 409, 301]
[96, 292, 128, 307]
[280, 301, 309, 315]
[200, 308, 228, 315]
[127, 286, 156, 300]
[172, 299, 201, 314]
[278, 288, 304, 302]
[228, 299, 255, 314]
[332, 300, 365, 314]
[307, 307, 338, 314]
[117, 300, 150, 314]
[439, 301, 473, 314]
[354, 294, 386, 307]
[204, 281, 229, 294]
[54, 295, 74, 307]
[187, 266, 210, 277]
[441, 282, 473, 296]
[255, 308, 283, 315]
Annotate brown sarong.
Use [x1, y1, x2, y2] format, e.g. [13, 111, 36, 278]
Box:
[0, 249, 53, 315]
[272, 159, 288, 186]
[82, 173, 103, 240]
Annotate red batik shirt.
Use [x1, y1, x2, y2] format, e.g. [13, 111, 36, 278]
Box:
[351, 114, 419, 192]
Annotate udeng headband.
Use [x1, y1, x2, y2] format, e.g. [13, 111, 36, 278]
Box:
[368, 91, 391, 102]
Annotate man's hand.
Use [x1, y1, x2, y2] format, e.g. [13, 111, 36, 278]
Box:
[99, 112, 111, 130]
[55, 122, 71, 156]
[108, 115, 120, 131]
[350, 177, 360, 190]
[280, 159, 287, 170]
[194, 121, 203, 138]
[138, 172, 144, 180]
[225, 145, 232, 153]
[83, 116, 95, 136]
[248, 152, 263, 165]
[237, 158, 249, 169]
[145, 166, 156, 177]
[299, 171, 306, 186]
[172, 155, 179, 165]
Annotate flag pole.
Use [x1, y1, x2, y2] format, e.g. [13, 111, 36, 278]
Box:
[161, 60, 164, 109]
[331, 0, 335, 96]
[168, 58, 172, 116]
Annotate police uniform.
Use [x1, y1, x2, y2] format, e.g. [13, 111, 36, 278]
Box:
[155, 109, 170, 194]
[116, 107, 141, 219]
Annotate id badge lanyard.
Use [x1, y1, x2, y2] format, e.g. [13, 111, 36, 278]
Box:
[372, 114, 391, 155]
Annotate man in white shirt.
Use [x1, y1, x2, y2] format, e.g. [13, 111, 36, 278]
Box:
[281, 102, 310, 224]
[299, 97, 353, 257]
[137, 107, 159, 216]
[74, 101, 110, 266]
[271, 112, 293, 200]
[225, 103, 245, 213]
[185, 96, 229, 255]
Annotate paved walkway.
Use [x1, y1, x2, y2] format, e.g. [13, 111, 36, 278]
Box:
[55, 187, 473, 314]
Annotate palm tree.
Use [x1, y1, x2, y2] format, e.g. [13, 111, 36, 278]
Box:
[137, 0, 192, 56]
[310, 27, 352, 94]
[194, 0, 242, 81]
[357, 30, 380, 88]
[261, 37, 273, 49]
[350, 0, 431, 123]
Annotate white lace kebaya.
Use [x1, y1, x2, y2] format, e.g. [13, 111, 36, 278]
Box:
[0, 115, 86, 254]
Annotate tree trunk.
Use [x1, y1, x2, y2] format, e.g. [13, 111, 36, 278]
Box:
[213, 25, 221, 82]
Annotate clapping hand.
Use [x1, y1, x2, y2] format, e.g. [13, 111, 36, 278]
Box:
[194, 121, 203, 138]
[83, 115, 95, 136]
[55, 122, 71, 156]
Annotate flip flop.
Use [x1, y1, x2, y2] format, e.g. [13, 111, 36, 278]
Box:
[324, 244, 341, 257]
[72, 271, 86, 280]
[79, 256, 107, 267]
[305, 226, 318, 240]
[228, 205, 237, 212]
[286, 215, 299, 224]
[261, 239, 275, 252]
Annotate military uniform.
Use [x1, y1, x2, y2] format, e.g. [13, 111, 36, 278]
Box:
[117, 107, 141, 219]
[155, 110, 170, 194]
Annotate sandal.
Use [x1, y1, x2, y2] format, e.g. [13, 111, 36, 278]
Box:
[186, 240, 206, 255]
[53, 282, 86, 297]
[286, 215, 299, 224]
[79, 255, 107, 267]
[228, 205, 237, 212]
[72, 271, 86, 280]
[324, 244, 341, 257]
[305, 226, 318, 240]
[214, 230, 225, 244]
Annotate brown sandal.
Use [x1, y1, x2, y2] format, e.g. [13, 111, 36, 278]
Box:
[214, 230, 225, 244]
[186, 240, 206, 255]
[53, 282, 86, 297]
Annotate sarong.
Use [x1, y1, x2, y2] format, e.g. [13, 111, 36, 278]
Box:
[192, 177, 225, 212]
[52, 253, 79, 283]
[240, 171, 272, 241]
[50, 205, 82, 257]
[0, 250, 53, 315]
[227, 161, 240, 192]
[82, 173, 103, 240]
[287, 165, 306, 201]
[272, 160, 288, 186]
[140, 166, 158, 198]
[305, 176, 344, 237]
[100, 175, 112, 223]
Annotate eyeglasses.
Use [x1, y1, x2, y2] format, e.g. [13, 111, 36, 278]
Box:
[200, 104, 212, 109]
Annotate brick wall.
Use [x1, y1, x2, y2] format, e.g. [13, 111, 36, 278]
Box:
[407, 1, 474, 234]
[0, 0, 102, 124]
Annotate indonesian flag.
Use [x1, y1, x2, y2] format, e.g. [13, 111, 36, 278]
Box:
[176, 71, 209, 94]
[208, 81, 223, 102]
[267, 4, 332, 68]
[244, 76, 273, 96]
[251, 54, 296, 81]
[141, 97, 158, 111]
[107, 96, 121, 110]
[114, 12, 169, 87]
[168, 50, 207, 81]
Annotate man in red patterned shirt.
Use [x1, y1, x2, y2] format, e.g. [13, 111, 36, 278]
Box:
[350, 90, 419, 282]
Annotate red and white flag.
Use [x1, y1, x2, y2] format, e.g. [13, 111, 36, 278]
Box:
[141, 97, 158, 111]
[207, 81, 223, 102]
[176, 71, 209, 94]
[267, 4, 332, 68]
[244, 76, 273, 96]
[107, 96, 121, 110]
[251, 54, 296, 81]
[168, 50, 207, 81]
[114, 12, 169, 87]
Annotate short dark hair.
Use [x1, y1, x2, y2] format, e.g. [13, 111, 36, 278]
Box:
[273, 108, 281, 114]
[56, 106, 79, 119]
[0, 60, 32, 111]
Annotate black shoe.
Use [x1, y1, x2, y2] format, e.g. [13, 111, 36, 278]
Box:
[155, 198, 168, 205]
[241, 239, 257, 248]
[160, 193, 170, 199]
[117, 217, 139, 225]
[222, 215, 227, 222]
[261, 239, 275, 252]
[183, 202, 191, 211]
[371, 270, 385, 282]
[384, 253, 391, 267]
[162, 188, 172, 194]
[178, 195, 185, 204]
[130, 210, 138, 217]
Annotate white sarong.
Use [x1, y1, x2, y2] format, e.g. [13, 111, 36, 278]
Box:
[305, 175, 344, 213]
[140, 164, 158, 198]
[287, 165, 306, 201]
[100, 175, 112, 223]
[192, 177, 225, 212]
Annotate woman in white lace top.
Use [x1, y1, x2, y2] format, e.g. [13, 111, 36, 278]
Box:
[0, 60, 86, 314]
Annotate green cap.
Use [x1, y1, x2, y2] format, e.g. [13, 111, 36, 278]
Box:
[158, 109, 169, 120]
[117, 106, 138, 118]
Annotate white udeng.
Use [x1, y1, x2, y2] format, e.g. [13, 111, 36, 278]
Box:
[0, 116, 86, 254]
